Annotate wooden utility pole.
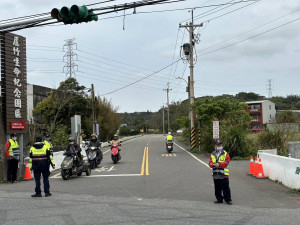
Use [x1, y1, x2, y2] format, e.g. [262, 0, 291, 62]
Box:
[91, 84, 96, 133]
[163, 83, 172, 132]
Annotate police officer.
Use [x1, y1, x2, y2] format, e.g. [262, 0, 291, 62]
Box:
[166, 132, 173, 144]
[4, 133, 20, 184]
[30, 136, 55, 197]
[209, 139, 232, 205]
[44, 134, 53, 157]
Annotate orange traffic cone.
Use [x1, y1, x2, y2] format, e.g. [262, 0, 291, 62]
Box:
[24, 162, 33, 180]
[256, 158, 265, 179]
[253, 157, 259, 177]
[248, 156, 254, 175]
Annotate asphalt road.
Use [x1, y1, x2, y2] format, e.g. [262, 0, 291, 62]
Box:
[0, 134, 300, 225]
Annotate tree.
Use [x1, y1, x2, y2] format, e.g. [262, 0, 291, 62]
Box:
[276, 111, 297, 123]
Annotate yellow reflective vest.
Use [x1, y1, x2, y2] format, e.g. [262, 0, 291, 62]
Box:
[8, 139, 20, 160]
[166, 135, 173, 141]
[29, 142, 55, 170]
[44, 140, 53, 155]
[211, 150, 229, 179]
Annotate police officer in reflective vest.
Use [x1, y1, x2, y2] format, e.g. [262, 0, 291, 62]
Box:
[44, 134, 53, 157]
[209, 139, 232, 205]
[30, 136, 55, 197]
[4, 133, 21, 183]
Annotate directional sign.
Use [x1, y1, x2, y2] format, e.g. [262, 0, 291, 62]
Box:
[10, 121, 25, 130]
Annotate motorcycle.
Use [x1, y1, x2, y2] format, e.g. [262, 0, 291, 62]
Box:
[61, 150, 91, 180]
[86, 146, 102, 169]
[166, 140, 173, 153]
[111, 144, 121, 164]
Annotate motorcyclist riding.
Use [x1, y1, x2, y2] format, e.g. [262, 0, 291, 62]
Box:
[87, 134, 103, 162]
[65, 137, 83, 170]
[166, 132, 173, 144]
[111, 134, 121, 148]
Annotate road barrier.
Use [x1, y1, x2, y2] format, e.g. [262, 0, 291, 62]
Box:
[248, 156, 254, 175]
[259, 153, 300, 189]
[255, 158, 265, 179]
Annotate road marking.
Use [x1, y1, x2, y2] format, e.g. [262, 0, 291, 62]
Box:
[107, 166, 115, 172]
[141, 146, 149, 176]
[174, 143, 210, 168]
[162, 154, 176, 157]
[146, 147, 149, 176]
[51, 174, 141, 179]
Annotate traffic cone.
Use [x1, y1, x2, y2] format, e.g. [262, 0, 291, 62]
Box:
[24, 162, 33, 180]
[256, 158, 265, 179]
[253, 157, 259, 177]
[248, 156, 254, 175]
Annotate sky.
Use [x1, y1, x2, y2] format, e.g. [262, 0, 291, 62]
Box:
[1, 0, 300, 113]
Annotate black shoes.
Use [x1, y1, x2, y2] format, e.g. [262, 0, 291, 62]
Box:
[226, 201, 232, 205]
[45, 193, 52, 197]
[31, 194, 42, 197]
[214, 200, 223, 204]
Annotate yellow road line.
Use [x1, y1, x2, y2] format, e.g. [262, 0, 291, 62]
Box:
[141, 147, 146, 176]
[146, 147, 149, 176]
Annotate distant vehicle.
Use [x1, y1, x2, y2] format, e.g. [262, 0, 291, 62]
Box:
[251, 128, 262, 133]
[166, 140, 173, 153]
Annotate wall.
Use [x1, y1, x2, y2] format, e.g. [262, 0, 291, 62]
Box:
[260, 153, 300, 189]
[262, 101, 276, 124]
[288, 142, 300, 159]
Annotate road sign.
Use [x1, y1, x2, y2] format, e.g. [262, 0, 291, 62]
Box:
[10, 121, 25, 130]
[213, 121, 219, 139]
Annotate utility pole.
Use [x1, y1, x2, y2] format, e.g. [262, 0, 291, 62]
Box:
[163, 83, 172, 132]
[91, 84, 96, 133]
[63, 38, 78, 78]
[179, 10, 202, 150]
[162, 104, 165, 135]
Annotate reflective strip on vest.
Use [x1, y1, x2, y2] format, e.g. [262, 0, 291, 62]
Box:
[211, 150, 229, 176]
[9, 139, 20, 160]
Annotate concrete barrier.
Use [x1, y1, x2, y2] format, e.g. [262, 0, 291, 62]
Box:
[259, 153, 300, 189]
[257, 149, 277, 158]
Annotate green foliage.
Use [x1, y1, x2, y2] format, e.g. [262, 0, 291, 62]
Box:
[256, 130, 288, 155]
[51, 125, 69, 146]
[33, 78, 121, 143]
[119, 126, 131, 136]
[276, 110, 297, 123]
[270, 95, 300, 110]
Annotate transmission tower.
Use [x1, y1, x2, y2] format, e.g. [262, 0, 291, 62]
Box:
[63, 38, 78, 78]
[266, 79, 274, 98]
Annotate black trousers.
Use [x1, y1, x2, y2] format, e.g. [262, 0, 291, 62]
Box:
[213, 178, 232, 202]
[34, 169, 50, 195]
[7, 158, 18, 182]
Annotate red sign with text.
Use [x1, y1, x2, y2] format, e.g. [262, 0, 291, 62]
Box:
[10, 121, 25, 130]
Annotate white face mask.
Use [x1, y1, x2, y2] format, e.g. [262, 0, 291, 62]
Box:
[216, 146, 223, 151]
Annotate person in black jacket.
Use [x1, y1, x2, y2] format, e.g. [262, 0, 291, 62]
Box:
[87, 134, 102, 161]
[30, 136, 55, 197]
[66, 137, 83, 168]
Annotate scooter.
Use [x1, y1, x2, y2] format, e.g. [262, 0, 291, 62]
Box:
[166, 140, 173, 153]
[111, 144, 121, 164]
[61, 151, 91, 180]
[86, 146, 101, 169]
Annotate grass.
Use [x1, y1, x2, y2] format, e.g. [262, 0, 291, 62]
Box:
[290, 188, 300, 195]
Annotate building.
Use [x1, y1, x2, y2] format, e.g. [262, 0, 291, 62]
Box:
[246, 100, 276, 132]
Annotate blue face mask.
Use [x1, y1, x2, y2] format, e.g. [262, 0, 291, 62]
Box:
[217, 146, 223, 151]
[45, 138, 50, 141]
[14, 137, 17, 141]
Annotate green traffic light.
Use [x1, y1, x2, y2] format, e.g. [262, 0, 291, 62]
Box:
[70, 5, 89, 19]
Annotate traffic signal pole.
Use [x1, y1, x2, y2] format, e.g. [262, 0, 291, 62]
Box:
[179, 10, 202, 150]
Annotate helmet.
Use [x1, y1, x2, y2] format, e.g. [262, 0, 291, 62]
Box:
[168, 132, 171, 135]
[113, 134, 118, 140]
[45, 134, 50, 138]
[68, 137, 75, 142]
[91, 134, 97, 139]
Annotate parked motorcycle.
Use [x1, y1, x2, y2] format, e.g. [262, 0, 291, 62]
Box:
[61, 150, 91, 180]
[166, 140, 173, 153]
[111, 144, 121, 164]
[86, 146, 102, 169]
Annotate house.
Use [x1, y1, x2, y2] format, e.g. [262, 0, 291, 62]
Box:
[246, 100, 276, 132]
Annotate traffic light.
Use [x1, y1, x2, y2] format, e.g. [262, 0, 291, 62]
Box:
[51, 5, 98, 25]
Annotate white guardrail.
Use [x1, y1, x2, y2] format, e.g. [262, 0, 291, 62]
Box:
[259, 153, 300, 189]
[50, 135, 141, 172]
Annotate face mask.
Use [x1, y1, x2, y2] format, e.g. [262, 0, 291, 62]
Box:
[70, 142, 74, 145]
[217, 146, 223, 151]
[45, 138, 50, 141]
[14, 137, 17, 141]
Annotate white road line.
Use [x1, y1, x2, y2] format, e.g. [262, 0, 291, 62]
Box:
[174, 142, 210, 168]
[51, 174, 141, 179]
